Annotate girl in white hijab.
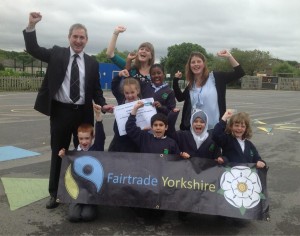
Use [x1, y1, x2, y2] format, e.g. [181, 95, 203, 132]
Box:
[168, 109, 221, 159]
[190, 109, 209, 150]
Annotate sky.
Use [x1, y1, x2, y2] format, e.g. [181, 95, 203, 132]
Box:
[0, 0, 299, 62]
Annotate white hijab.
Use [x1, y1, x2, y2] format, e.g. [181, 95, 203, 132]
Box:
[190, 109, 209, 149]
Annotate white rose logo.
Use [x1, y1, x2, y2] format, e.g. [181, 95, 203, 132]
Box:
[219, 166, 265, 215]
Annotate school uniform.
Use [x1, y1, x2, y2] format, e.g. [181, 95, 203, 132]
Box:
[109, 79, 140, 152]
[108, 120, 139, 152]
[111, 74, 176, 116]
[212, 120, 263, 164]
[68, 120, 105, 222]
[151, 84, 176, 115]
[125, 114, 180, 155]
[172, 131, 220, 159]
[168, 109, 221, 159]
[111, 73, 151, 105]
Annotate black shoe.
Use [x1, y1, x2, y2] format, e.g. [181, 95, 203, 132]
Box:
[46, 197, 59, 209]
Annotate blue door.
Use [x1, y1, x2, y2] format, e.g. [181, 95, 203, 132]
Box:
[99, 63, 121, 90]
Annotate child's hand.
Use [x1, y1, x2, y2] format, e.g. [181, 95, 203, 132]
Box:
[142, 126, 151, 131]
[102, 104, 114, 113]
[180, 152, 190, 159]
[172, 108, 180, 113]
[152, 101, 162, 108]
[256, 161, 266, 168]
[118, 69, 129, 77]
[131, 101, 144, 115]
[93, 104, 103, 121]
[216, 156, 225, 164]
[134, 101, 144, 109]
[93, 104, 102, 113]
[58, 148, 66, 158]
[175, 71, 182, 79]
[222, 110, 233, 121]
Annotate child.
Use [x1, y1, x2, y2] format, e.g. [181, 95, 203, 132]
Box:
[212, 110, 266, 168]
[58, 104, 105, 222]
[125, 100, 180, 155]
[146, 63, 176, 116]
[168, 108, 221, 160]
[108, 77, 140, 152]
[126, 101, 187, 219]
[168, 108, 221, 221]
[113, 64, 176, 116]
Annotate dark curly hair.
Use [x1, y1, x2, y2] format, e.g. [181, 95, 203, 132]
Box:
[151, 113, 168, 127]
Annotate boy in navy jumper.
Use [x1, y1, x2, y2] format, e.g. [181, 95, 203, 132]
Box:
[58, 104, 105, 222]
[125, 100, 181, 155]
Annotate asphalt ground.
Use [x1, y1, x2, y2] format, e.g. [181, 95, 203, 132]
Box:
[0, 89, 300, 235]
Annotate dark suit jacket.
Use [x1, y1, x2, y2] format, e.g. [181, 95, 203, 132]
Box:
[23, 30, 106, 124]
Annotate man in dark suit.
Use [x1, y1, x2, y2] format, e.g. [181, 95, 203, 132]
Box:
[23, 12, 114, 209]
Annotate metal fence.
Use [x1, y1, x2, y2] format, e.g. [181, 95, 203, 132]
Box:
[0, 77, 187, 92]
[0, 77, 43, 91]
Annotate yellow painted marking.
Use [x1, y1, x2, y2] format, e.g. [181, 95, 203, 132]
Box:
[254, 120, 266, 125]
[275, 127, 300, 132]
[257, 127, 272, 133]
[278, 126, 300, 129]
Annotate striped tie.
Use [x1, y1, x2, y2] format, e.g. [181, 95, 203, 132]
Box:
[70, 54, 80, 103]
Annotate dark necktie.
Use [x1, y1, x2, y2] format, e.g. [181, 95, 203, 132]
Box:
[70, 54, 80, 103]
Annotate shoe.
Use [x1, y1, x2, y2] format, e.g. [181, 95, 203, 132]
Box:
[46, 196, 59, 209]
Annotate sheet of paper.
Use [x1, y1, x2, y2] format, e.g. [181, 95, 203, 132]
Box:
[114, 98, 156, 136]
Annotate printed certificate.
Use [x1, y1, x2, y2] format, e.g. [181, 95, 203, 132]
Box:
[114, 98, 156, 136]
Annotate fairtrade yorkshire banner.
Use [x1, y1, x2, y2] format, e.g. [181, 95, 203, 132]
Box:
[57, 151, 270, 220]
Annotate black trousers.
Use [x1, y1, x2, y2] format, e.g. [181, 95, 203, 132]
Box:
[48, 101, 85, 197]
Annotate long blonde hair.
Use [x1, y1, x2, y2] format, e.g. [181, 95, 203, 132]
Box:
[121, 77, 141, 97]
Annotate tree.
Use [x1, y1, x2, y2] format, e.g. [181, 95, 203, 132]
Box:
[286, 60, 299, 67]
[230, 49, 271, 76]
[95, 48, 130, 63]
[209, 55, 231, 72]
[161, 43, 209, 77]
[94, 49, 111, 63]
[272, 62, 295, 76]
[18, 51, 35, 72]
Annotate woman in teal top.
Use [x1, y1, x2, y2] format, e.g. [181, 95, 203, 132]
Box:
[106, 26, 155, 84]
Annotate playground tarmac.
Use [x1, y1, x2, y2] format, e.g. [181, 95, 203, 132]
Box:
[0, 89, 300, 235]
